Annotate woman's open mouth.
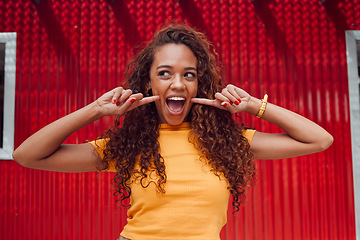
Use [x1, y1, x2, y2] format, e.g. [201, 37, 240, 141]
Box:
[166, 96, 186, 115]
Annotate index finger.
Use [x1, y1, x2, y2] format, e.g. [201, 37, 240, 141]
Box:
[123, 95, 159, 113]
[137, 95, 160, 106]
[191, 98, 220, 107]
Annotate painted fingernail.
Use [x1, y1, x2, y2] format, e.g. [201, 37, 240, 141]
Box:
[116, 101, 120, 106]
[230, 101, 233, 105]
[238, 99, 241, 103]
[234, 101, 239, 105]
[130, 98, 136, 103]
[112, 99, 116, 104]
[221, 102, 227, 107]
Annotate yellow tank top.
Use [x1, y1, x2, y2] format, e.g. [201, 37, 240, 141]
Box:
[90, 122, 255, 240]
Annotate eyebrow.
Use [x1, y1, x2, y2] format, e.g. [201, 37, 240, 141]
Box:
[156, 65, 197, 71]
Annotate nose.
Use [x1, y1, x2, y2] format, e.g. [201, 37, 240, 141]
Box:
[170, 74, 186, 90]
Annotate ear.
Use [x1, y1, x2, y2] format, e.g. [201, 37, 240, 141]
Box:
[146, 83, 153, 96]
[146, 82, 152, 92]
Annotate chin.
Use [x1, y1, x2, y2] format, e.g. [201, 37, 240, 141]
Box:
[160, 102, 192, 125]
[164, 117, 186, 125]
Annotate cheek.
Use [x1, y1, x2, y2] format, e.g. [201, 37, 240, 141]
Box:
[149, 79, 159, 94]
[152, 84, 164, 96]
[191, 81, 198, 97]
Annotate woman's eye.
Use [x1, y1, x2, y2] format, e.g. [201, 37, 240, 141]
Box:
[184, 72, 196, 78]
[159, 71, 171, 78]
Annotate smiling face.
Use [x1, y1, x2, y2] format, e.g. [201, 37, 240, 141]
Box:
[149, 43, 198, 125]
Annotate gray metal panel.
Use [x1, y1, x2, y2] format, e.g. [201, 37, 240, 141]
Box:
[346, 30, 360, 240]
[0, 32, 16, 160]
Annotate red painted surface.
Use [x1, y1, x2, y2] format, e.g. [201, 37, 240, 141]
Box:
[0, 0, 358, 239]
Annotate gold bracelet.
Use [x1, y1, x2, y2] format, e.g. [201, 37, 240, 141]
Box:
[256, 94, 268, 118]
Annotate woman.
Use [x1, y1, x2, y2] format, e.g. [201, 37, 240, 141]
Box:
[13, 25, 333, 240]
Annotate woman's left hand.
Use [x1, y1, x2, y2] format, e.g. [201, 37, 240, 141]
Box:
[191, 84, 252, 113]
[192, 84, 334, 159]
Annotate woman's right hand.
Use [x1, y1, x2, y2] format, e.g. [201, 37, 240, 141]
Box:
[12, 87, 159, 172]
[96, 87, 159, 117]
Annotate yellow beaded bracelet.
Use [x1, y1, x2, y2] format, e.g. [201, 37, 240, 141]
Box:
[256, 94, 268, 118]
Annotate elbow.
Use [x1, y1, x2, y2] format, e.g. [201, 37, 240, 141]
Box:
[318, 133, 334, 151]
[12, 149, 30, 168]
[12, 149, 23, 165]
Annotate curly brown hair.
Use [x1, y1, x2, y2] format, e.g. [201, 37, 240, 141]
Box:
[99, 24, 255, 212]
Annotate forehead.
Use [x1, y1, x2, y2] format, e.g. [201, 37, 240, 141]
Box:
[152, 43, 197, 67]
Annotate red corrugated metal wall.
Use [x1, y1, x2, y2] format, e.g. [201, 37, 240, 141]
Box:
[0, 0, 358, 239]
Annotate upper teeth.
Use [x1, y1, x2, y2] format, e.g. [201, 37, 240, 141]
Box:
[168, 97, 185, 101]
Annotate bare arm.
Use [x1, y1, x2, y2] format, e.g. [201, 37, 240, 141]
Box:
[12, 88, 159, 172]
[191, 84, 333, 159]
[244, 99, 333, 159]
